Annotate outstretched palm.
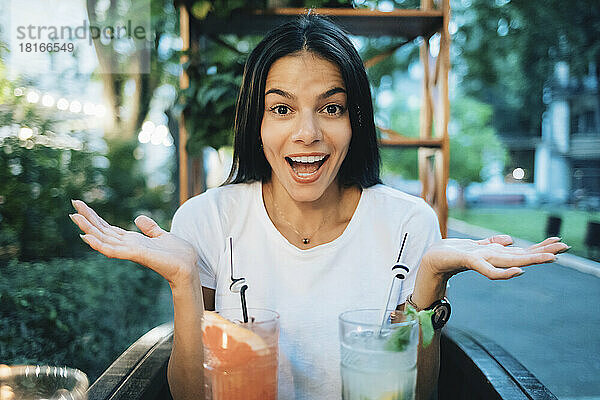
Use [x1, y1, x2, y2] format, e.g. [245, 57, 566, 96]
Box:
[423, 235, 569, 280]
[70, 200, 198, 285]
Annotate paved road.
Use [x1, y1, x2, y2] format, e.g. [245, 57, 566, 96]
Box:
[446, 229, 600, 400]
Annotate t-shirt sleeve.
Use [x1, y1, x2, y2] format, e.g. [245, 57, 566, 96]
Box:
[396, 200, 442, 306]
[170, 195, 222, 289]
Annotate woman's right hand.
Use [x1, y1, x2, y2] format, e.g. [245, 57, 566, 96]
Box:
[69, 199, 199, 286]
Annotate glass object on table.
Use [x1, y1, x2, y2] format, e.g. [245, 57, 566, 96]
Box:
[202, 308, 280, 400]
[0, 364, 88, 400]
[339, 309, 419, 400]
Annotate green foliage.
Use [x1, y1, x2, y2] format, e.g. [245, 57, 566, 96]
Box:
[381, 147, 419, 180]
[449, 97, 507, 188]
[191, 1, 213, 19]
[181, 63, 244, 154]
[0, 136, 175, 261]
[0, 57, 174, 261]
[0, 136, 103, 261]
[0, 255, 172, 382]
[92, 138, 176, 232]
[377, 89, 506, 188]
[177, 35, 249, 154]
[376, 86, 421, 179]
[454, 0, 600, 136]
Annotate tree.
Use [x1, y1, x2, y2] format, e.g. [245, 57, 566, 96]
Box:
[449, 96, 507, 208]
[0, 57, 103, 260]
[0, 53, 173, 261]
[83, 0, 180, 226]
[455, 0, 600, 136]
[85, 0, 180, 140]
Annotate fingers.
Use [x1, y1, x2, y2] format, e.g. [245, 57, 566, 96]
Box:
[485, 252, 557, 268]
[527, 238, 571, 254]
[466, 255, 523, 280]
[526, 242, 570, 255]
[134, 215, 165, 238]
[70, 214, 121, 247]
[476, 236, 569, 256]
[476, 235, 513, 246]
[71, 199, 125, 237]
[490, 242, 569, 256]
[528, 237, 561, 249]
[80, 234, 132, 260]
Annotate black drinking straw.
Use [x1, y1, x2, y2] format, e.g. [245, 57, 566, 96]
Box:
[396, 232, 408, 263]
[240, 285, 249, 323]
[229, 237, 249, 323]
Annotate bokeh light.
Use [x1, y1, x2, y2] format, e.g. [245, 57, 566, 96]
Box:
[18, 127, 33, 140]
[56, 98, 69, 110]
[26, 91, 40, 103]
[83, 102, 96, 115]
[69, 101, 82, 113]
[512, 168, 525, 180]
[41, 94, 55, 107]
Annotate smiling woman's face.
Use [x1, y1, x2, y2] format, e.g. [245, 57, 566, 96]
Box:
[261, 51, 352, 203]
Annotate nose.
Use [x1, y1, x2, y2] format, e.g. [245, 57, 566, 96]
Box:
[291, 111, 322, 145]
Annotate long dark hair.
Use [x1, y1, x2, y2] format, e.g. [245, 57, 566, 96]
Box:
[224, 14, 381, 188]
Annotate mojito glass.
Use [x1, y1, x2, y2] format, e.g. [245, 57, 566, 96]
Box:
[202, 308, 279, 400]
[339, 309, 419, 400]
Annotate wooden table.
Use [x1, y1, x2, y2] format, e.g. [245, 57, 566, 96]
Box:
[87, 323, 557, 400]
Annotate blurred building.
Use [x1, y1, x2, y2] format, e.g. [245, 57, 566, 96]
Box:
[535, 62, 600, 206]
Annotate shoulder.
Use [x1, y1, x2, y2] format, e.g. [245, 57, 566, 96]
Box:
[175, 182, 256, 213]
[363, 184, 440, 237]
[172, 182, 257, 228]
[365, 184, 438, 221]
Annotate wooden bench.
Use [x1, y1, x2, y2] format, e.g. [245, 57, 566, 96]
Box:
[88, 323, 557, 400]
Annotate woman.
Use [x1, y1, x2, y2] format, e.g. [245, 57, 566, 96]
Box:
[70, 15, 568, 400]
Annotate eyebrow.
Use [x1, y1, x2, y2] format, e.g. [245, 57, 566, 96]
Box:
[264, 86, 347, 100]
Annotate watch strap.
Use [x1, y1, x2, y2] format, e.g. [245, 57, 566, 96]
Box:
[406, 294, 451, 330]
[406, 293, 422, 311]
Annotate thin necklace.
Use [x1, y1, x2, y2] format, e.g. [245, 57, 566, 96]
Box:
[268, 185, 337, 245]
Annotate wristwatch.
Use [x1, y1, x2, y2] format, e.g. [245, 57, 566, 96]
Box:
[407, 294, 451, 330]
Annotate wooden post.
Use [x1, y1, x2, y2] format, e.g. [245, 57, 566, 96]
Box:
[178, 5, 190, 206]
[420, 0, 449, 238]
[437, 0, 450, 237]
[419, 0, 434, 209]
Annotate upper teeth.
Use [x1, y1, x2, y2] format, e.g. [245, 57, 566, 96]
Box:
[288, 155, 326, 163]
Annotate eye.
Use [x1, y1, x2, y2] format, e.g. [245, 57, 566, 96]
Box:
[271, 105, 290, 115]
[323, 104, 344, 115]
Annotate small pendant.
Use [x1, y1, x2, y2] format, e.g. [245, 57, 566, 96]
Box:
[303, 238, 310, 245]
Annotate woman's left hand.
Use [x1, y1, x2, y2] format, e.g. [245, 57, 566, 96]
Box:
[421, 235, 569, 280]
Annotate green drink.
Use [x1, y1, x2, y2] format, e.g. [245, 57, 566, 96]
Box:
[339, 309, 419, 400]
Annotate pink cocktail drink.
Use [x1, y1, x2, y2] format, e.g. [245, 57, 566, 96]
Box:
[202, 308, 279, 400]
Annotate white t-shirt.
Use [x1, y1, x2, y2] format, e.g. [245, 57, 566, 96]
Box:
[170, 181, 441, 400]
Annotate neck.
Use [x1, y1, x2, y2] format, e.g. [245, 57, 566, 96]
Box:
[263, 179, 360, 237]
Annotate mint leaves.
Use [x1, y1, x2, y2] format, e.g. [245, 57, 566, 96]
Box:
[384, 306, 435, 352]
[384, 324, 413, 352]
[406, 305, 435, 347]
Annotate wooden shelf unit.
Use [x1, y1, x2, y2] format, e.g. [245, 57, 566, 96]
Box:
[191, 7, 443, 39]
[179, 1, 451, 237]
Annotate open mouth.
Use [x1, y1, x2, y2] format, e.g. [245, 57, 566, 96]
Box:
[285, 154, 329, 178]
